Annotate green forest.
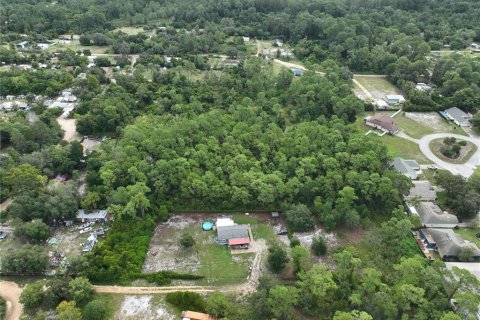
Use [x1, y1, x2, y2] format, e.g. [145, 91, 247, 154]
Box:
[1, 0, 480, 319]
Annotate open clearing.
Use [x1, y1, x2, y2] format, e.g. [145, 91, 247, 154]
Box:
[396, 112, 467, 138]
[143, 214, 261, 286]
[47, 40, 108, 54]
[113, 27, 146, 35]
[353, 76, 402, 100]
[116, 295, 176, 320]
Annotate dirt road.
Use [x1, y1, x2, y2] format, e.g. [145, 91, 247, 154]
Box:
[0, 198, 12, 212]
[0, 281, 23, 320]
[95, 285, 216, 294]
[57, 118, 81, 142]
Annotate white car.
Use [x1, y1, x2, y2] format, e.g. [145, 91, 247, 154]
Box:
[427, 165, 438, 170]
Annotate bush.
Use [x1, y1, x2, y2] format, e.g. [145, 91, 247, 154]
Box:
[136, 271, 204, 285]
[285, 204, 315, 232]
[85, 218, 155, 283]
[179, 232, 195, 248]
[290, 237, 300, 248]
[82, 300, 108, 320]
[20, 282, 44, 310]
[311, 235, 327, 256]
[267, 243, 289, 273]
[165, 291, 206, 312]
[14, 219, 50, 243]
[0, 297, 5, 320]
[2, 244, 48, 273]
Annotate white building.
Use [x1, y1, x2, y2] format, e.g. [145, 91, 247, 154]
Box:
[216, 217, 235, 227]
[384, 94, 406, 105]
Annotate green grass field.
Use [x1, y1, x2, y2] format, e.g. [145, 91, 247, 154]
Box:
[112, 27, 145, 35]
[46, 40, 108, 54]
[429, 138, 478, 164]
[353, 76, 402, 100]
[395, 115, 436, 139]
[454, 228, 480, 248]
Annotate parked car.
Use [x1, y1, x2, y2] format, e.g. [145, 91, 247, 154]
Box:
[427, 165, 438, 170]
[0, 231, 7, 239]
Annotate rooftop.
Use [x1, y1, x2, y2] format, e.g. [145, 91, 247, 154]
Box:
[405, 181, 437, 200]
[426, 229, 480, 258]
[391, 157, 419, 176]
[76, 209, 107, 220]
[415, 202, 458, 225]
[365, 114, 399, 133]
[217, 224, 249, 241]
[445, 107, 471, 124]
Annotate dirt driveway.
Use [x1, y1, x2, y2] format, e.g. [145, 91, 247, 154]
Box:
[57, 118, 81, 142]
[0, 281, 23, 320]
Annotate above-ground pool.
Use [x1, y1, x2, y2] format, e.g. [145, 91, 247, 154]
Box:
[202, 221, 214, 231]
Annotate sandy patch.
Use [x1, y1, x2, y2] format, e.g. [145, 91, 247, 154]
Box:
[119, 295, 175, 320]
[404, 112, 448, 131]
[57, 118, 81, 142]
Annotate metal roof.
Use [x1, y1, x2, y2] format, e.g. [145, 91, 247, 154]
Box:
[217, 225, 249, 241]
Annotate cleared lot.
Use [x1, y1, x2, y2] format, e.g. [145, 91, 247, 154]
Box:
[353, 76, 402, 100]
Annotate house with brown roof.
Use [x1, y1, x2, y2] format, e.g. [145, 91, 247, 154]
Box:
[181, 311, 217, 320]
[364, 114, 399, 133]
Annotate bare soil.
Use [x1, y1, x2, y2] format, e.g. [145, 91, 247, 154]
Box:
[0, 281, 23, 320]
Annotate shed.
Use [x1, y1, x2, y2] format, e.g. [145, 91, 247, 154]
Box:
[271, 212, 280, 219]
[15, 41, 29, 49]
[384, 95, 406, 105]
[216, 218, 235, 227]
[76, 209, 108, 222]
[373, 99, 389, 110]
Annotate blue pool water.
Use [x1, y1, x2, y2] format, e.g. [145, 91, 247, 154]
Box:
[202, 221, 214, 231]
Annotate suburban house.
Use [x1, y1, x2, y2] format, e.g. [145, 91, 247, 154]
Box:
[391, 157, 420, 179]
[443, 107, 472, 127]
[76, 209, 108, 223]
[419, 229, 480, 262]
[404, 181, 437, 201]
[181, 310, 217, 320]
[217, 224, 250, 247]
[407, 202, 458, 228]
[15, 41, 29, 50]
[364, 114, 399, 134]
[384, 94, 406, 105]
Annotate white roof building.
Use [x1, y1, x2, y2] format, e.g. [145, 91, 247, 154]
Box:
[216, 218, 235, 227]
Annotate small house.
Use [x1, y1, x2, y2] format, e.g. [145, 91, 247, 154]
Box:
[404, 181, 437, 201]
[217, 225, 249, 245]
[384, 95, 406, 105]
[443, 107, 472, 127]
[391, 157, 420, 180]
[15, 41, 29, 50]
[76, 209, 108, 223]
[242, 36, 250, 42]
[181, 310, 217, 320]
[406, 202, 458, 228]
[364, 114, 399, 134]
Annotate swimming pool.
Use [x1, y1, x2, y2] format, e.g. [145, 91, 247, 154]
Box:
[202, 221, 214, 231]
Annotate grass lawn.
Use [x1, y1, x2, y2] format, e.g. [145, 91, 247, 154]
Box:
[93, 293, 125, 319]
[381, 135, 430, 163]
[395, 115, 436, 138]
[454, 228, 480, 248]
[429, 139, 478, 164]
[353, 76, 402, 100]
[474, 167, 480, 176]
[46, 40, 108, 54]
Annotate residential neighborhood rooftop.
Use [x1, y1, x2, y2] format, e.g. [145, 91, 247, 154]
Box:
[424, 229, 480, 261]
[404, 181, 437, 201]
[414, 202, 459, 227]
[391, 157, 420, 179]
[364, 114, 399, 133]
[444, 107, 472, 127]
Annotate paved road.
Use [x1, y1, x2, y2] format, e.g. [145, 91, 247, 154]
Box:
[0, 281, 23, 320]
[396, 132, 480, 177]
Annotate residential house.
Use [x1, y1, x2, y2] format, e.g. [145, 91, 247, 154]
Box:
[0, 101, 29, 111]
[443, 107, 472, 127]
[384, 94, 406, 105]
[15, 41, 29, 50]
[364, 114, 399, 134]
[404, 181, 437, 201]
[391, 157, 420, 180]
[181, 310, 217, 320]
[217, 225, 249, 246]
[407, 202, 458, 228]
[420, 229, 480, 262]
[76, 209, 108, 223]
